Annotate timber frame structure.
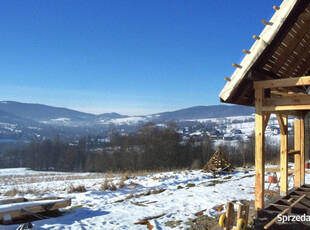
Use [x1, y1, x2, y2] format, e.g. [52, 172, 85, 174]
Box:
[219, 0, 310, 215]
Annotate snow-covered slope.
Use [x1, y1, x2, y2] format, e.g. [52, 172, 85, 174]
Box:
[0, 166, 301, 229]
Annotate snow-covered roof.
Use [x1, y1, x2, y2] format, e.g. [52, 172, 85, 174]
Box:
[220, 0, 310, 106]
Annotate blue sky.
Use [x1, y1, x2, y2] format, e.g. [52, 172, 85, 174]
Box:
[0, 0, 282, 115]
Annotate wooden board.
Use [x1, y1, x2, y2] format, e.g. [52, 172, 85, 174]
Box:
[0, 198, 71, 224]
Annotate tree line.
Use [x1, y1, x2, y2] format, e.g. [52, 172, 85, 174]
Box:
[0, 123, 287, 172]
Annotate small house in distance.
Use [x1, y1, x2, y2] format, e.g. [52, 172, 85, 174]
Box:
[219, 0, 310, 223]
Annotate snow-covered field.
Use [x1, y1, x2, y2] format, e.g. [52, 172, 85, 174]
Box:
[0, 167, 305, 229]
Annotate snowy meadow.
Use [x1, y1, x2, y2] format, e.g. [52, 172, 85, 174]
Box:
[0, 166, 301, 229]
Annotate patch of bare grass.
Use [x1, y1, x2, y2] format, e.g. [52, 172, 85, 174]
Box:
[4, 188, 19, 197]
[101, 178, 117, 191]
[68, 184, 87, 193]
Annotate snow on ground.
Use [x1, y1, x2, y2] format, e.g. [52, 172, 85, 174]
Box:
[0, 167, 308, 229]
[100, 116, 147, 125]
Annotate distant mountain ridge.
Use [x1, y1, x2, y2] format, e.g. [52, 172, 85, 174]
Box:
[0, 101, 127, 123]
[0, 101, 255, 140]
[0, 101, 254, 125]
[0, 101, 95, 122]
[154, 105, 254, 120]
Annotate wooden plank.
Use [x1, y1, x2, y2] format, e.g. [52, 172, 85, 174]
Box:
[0, 198, 26, 205]
[0, 199, 71, 222]
[264, 96, 310, 106]
[301, 117, 305, 186]
[279, 114, 288, 196]
[264, 194, 306, 229]
[255, 88, 265, 214]
[263, 105, 310, 112]
[295, 119, 301, 187]
[254, 76, 310, 89]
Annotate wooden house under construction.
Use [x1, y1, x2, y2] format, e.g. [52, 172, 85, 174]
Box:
[220, 0, 310, 227]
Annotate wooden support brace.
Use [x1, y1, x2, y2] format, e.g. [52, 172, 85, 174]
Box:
[263, 113, 270, 132]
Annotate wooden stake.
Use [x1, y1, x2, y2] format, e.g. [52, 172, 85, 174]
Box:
[224, 77, 231, 82]
[273, 5, 280, 11]
[255, 88, 265, 214]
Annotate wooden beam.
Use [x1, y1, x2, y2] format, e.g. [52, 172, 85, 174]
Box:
[288, 150, 301, 155]
[255, 88, 265, 214]
[263, 113, 270, 133]
[295, 119, 301, 187]
[272, 111, 304, 117]
[301, 117, 305, 186]
[224, 77, 231, 82]
[263, 105, 310, 112]
[278, 114, 288, 196]
[264, 96, 310, 106]
[254, 76, 310, 89]
[276, 114, 287, 135]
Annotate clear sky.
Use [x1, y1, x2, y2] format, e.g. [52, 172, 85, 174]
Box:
[0, 0, 282, 115]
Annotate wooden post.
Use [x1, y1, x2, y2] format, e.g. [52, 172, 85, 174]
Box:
[255, 88, 265, 213]
[295, 118, 301, 187]
[225, 202, 234, 230]
[301, 116, 305, 185]
[277, 114, 288, 196]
